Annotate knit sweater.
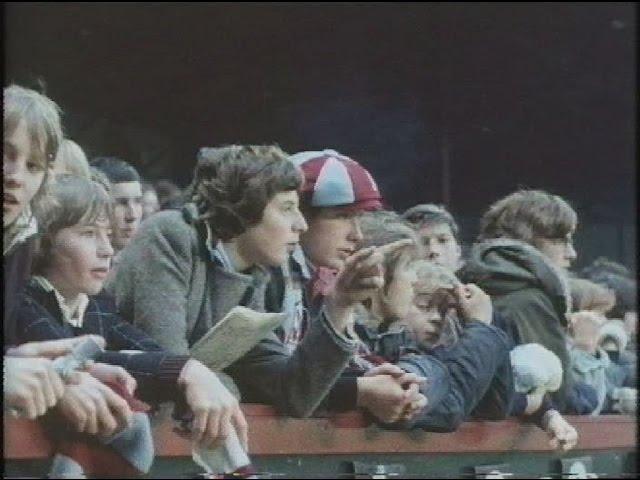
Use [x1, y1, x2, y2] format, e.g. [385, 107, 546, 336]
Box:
[109, 205, 358, 417]
[15, 280, 189, 404]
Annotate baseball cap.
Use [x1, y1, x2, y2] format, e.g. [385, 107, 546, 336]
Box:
[289, 149, 383, 212]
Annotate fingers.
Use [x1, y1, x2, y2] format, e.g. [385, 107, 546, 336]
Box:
[49, 368, 66, 401]
[16, 390, 38, 420]
[41, 366, 59, 410]
[92, 392, 118, 437]
[6, 337, 83, 358]
[397, 372, 427, 387]
[364, 363, 405, 377]
[401, 393, 427, 421]
[213, 409, 232, 450]
[112, 366, 137, 395]
[375, 239, 414, 257]
[204, 408, 221, 449]
[403, 382, 420, 402]
[453, 283, 470, 303]
[64, 392, 89, 433]
[232, 409, 249, 452]
[78, 392, 99, 435]
[192, 408, 208, 444]
[30, 377, 48, 418]
[103, 388, 133, 431]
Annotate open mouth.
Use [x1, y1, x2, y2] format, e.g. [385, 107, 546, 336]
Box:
[3, 193, 19, 206]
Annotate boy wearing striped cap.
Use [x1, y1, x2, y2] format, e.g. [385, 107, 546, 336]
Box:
[266, 149, 428, 424]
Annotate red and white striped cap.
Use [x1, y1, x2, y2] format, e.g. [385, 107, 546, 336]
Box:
[289, 149, 383, 212]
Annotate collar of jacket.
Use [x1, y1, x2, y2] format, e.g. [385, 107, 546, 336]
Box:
[31, 276, 89, 328]
[3, 207, 38, 256]
[466, 237, 573, 315]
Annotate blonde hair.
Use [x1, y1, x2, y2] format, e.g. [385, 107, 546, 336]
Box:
[412, 260, 459, 294]
[4, 85, 64, 218]
[359, 210, 423, 291]
[479, 189, 577, 245]
[54, 139, 91, 179]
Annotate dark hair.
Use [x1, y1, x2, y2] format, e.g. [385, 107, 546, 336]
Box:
[189, 145, 302, 241]
[569, 277, 616, 314]
[33, 174, 114, 274]
[154, 179, 183, 210]
[588, 272, 637, 318]
[90, 156, 141, 184]
[402, 204, 460, 241]
[479, 189, 577, 244]
[581, 257, 632, 280]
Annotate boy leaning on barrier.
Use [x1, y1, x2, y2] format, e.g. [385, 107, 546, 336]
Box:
[3, 85, 96, 420]
[110, 145, 373, 418]
[263, 150, 427, 424]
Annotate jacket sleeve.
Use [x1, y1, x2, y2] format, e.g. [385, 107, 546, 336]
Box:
[564, 381, 598, 415]
[97, 351, 189, 403]
[225, 308, 358, 418]
[408, 322, 513, 432]
[469, 325, 515, 421]
[108, 212, 194, 356]
[492, 288, 573, 413]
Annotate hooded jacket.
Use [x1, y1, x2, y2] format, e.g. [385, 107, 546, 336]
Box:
[461, 238, 574, 412]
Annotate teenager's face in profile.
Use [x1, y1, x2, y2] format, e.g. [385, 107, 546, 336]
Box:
[237, 190, 308, 267]
[534, 232, 577, 270]
[112, 181, 143, 250]
[418, 222, 461, 271]
[301, 207, 364, 270]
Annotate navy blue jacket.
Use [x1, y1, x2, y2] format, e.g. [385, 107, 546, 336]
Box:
[15, 280, 189, 404]
[357, 320, 515, 432]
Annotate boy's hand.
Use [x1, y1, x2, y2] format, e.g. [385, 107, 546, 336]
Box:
[4, 356, 66, 419]
[545, 411, 578, 451]
[357, 371, 427, 424]
[326, 241, 414, 331]
[454, 283, 493, 324]
[57, 371, 132, 437]
[6, 335, 106, 359]
[88, 363, 137, 396]
[178, 359, 248, 451]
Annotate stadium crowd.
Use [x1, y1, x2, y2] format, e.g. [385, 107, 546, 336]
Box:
[3, 85, 637, 477]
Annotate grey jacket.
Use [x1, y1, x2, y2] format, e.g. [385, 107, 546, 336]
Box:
[108, 205, 357, 417]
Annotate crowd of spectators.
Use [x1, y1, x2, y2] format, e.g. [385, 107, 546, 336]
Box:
[4, 85, 637, 477]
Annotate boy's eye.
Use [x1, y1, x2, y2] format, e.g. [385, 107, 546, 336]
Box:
[27, 161, 43, 173]
[81, 229, 96, 237]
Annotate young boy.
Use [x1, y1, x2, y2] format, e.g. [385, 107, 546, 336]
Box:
[402, 203, 463, 271]
[462, 189, 580, 413]
[4, 84, 68, 418]
[16, 174, 248, 449]
[110, 146, 373, 418]
[90, 156, 144, 259]
[264, 150, 428, 424]
[355, 211, 517, 432]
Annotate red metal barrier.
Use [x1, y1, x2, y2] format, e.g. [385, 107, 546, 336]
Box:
[4, 405, 637, 460]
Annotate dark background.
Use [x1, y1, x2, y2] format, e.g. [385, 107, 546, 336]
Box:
[5, 3, 636, 271]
